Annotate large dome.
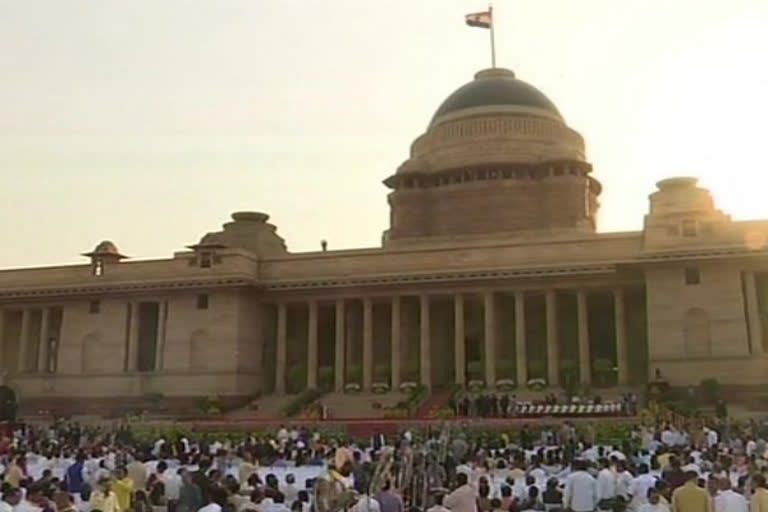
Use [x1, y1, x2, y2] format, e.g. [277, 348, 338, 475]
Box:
[430, 68, 561, 126]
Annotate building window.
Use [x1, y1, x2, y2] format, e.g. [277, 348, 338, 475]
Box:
[89, 300, 101, 314]
[666, 225, 680, 236]
[685, 267, 701, 285]
[200, 252, 212, 268]
[682, 220, 697, 237]
[92, 259, 104, 276]
[196, 294, 209, 310]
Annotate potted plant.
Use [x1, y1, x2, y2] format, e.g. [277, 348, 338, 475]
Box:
[372, 382, 390, 394]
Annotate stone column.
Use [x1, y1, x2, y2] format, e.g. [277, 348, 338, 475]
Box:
[334, 300, 345, 391]
[154, 301, 167, 371]
[362, 298, 374, 391]
[0, 309, 5, 371]
[307, 301, 319, 389]
[484, 291, 497, 386]
[17, 309, 30, 373]
[275, 303, 288, 394]
[545, 290, 560, 386]
[37, 308, 50, 373]
[745, 272, 764, 355]
[126, 303, 140, 371]
[419, 294, 431, 388]
[613, 288, 629, 385]
[577, 290, 591, 385]
[454, 294, 466, 386]
[391, 297, 401, 390]
[515, 291, 527, 385]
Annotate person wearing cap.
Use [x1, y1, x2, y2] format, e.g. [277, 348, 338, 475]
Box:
[90, 476, 119, 512]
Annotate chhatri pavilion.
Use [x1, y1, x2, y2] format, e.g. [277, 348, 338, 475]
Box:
[2, 67, 768, 411]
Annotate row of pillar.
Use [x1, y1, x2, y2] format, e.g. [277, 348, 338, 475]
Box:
[273, 288, 631, 393]
[0, 308, 52, 373]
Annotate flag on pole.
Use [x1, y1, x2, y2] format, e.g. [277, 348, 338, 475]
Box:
[465, 10, 492, 29]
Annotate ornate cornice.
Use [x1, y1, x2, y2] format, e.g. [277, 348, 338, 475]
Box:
[262, 263, 617, 291]
[0, 276, 255, 300]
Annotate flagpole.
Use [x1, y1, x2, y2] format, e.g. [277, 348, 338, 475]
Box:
[489, 4, 496, 68]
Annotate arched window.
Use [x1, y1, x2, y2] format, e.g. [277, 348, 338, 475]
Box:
[683, 308, 712, 356]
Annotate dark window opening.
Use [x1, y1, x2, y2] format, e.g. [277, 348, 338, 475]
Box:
[196, 294, 209, 310]
[685, 267, 701, 285]
[89, 300, 101, 314]
[200, 252, 212, 268]
[136, 302, 160, 372]
[682, 220, 697, 237]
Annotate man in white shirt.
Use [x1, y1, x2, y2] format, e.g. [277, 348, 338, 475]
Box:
[281, 474, 300, 505]
[427, 493, 450, 512]
[630, 464, 657, 510]
[639, 488, 670, 512]
[596, 459, 616, 512]
[351, 493, 381, 512]
[0, 488, 20, 512]
[564, 460, 597, 512]
[714, 478, 748, 512]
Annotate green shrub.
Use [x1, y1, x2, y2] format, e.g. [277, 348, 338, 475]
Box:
[497, 359, 515, 379]
[287, 364, 307, 394]
[374, 363, 390, 381]
[699, 378, 721, 404]
[528, 359, 546, 380]
[593, 358, 614, 387]
[347, 364, 362, 384]
[467, 360, 483, 380]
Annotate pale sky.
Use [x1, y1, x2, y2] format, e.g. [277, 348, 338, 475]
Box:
[1, 0, 767, 269]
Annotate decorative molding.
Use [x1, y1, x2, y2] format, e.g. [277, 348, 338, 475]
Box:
[0, 277, 255, 300]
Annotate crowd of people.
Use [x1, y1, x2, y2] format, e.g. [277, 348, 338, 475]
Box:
[0, 417, 765, 512]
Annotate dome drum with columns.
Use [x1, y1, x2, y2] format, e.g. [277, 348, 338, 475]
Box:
[384, 68, 601, 244]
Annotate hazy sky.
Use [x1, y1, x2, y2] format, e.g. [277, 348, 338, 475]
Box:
[1, 1, 767, 269]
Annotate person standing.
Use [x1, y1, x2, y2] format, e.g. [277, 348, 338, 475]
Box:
[596, 458, 616, 512]
[90, 477, 120, 512]
[672, 471, 711, 512]
[176, 470, 202, 512]
[714, 478, 748, 512]
[444, 473, 477, 512]
[564, 460, 597, 512]
[113, 467, 135, 512]
[751, 474, 768, 512]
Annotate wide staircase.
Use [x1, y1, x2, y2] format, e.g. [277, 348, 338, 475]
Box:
[321, 391, 407, 419]
[416, 389, 452, 418]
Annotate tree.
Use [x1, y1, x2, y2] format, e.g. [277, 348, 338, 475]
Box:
[699, 378, 721, 404]
[286, 364, 307, 394]
[592, 358, 614, 387]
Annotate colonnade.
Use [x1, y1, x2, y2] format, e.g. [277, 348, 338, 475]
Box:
[272, 287, 630, 393]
